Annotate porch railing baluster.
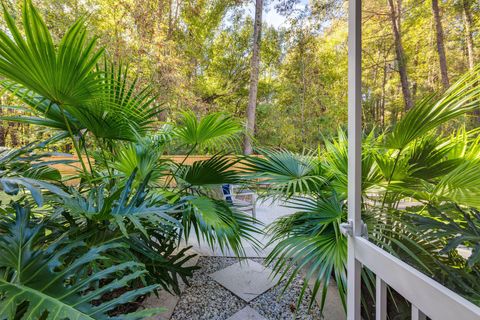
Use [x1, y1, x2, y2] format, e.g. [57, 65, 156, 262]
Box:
[411, 305, 427, 320]
[376, 276, 387, 320]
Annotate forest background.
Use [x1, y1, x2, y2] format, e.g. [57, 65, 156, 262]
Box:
[0, 0, 478, 152]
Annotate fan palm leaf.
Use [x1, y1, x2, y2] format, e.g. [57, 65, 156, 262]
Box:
[385, 65, 480, 150]
[179, 196, 262, 257]
[431, 159, 480, 207]
[0, 0, 103, 106]
[266, 195, 347, 313]
[0, 3, 159, 143]
[244, 149, 326, 198]
[174, 111, 242, 150]
[174, 155, 244, 187]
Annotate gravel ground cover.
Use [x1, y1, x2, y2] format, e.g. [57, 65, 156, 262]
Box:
[170, 256, 323, 320]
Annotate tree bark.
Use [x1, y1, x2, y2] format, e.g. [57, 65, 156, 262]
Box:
[462, 0, 475, 70]
[380, 59, 387, 128]
[432, 0, 449, 90]
[388, 0, 413, 111]
[243, 0, 263, 155]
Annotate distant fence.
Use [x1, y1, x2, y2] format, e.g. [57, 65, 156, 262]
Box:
[46, 154, 257, 178]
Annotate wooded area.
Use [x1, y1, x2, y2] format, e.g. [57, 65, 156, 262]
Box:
[0, 0, 478, 151]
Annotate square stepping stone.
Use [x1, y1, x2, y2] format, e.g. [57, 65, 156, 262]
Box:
[227, 306, 267, 320]
[209, 259, 279, 302]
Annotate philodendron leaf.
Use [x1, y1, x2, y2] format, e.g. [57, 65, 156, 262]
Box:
[0, 203, 165, 320]
[0, 177, 69, 207]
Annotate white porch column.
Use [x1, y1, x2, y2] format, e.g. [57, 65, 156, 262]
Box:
[347, 0, 362, 318]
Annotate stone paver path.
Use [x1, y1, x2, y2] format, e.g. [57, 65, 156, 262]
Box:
[169, 257, 324, 320]
[227, 306, 267, 320]
[209, 260, 280, 302]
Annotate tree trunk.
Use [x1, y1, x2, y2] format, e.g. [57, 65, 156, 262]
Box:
[243, 0, 263, 155]
[388, 0, 413, 111]
[461, 0, 480, 123]
[432, 0, 449, 90]
[299, 32, 307, 145]
[462, 0, 475, 70]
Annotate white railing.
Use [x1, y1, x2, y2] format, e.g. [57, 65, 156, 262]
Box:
[346, 0, 480, 318]
[355, 237, 480, 320]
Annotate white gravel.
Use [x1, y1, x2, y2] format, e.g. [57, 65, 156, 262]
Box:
[170, 256, 323, 320]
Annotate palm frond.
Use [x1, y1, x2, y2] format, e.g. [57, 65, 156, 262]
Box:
[175, 155, 243, 187]
[179, 196, 263, 257]
[410, 205, 480, 267]
[244, 149, 326, 197]
[0, 0, 103, 106]
[112, 139, 169, 185]
[265, 195, 347, 313]
[174, 111, 242, 150]
[432, 160, 480, 208]
[385, 65, 480, 149]
[0, 5, 159, 142]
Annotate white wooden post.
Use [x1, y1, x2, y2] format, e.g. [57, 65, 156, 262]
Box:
[376, 277, 387, 320]
[412, 305, 427, 320]
[347, 0, 362, 318]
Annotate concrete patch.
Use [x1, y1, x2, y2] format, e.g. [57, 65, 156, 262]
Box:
[209, 259, 280, 302]
[226, 306, 268, 320]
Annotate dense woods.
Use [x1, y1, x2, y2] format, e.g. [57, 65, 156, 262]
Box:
[0, 0, 478, 151]
[0, 2, 479, 318]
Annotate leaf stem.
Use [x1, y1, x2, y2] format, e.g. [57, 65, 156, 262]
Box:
[60, 107, 92, 186]
[381, 148, 403, 209]
[164, 143, 197, 188]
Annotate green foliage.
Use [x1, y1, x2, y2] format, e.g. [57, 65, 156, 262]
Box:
[0, 0, 479, 150]
[3, 0, 480, 317]
[412, 205, 480, 267]
[244, 149, 326, 198]
[246, 70, 480, 314]
[174, 111, 242, 151]
[386, 65, 480, 150]
[48, 170, 199, 296]
[0, 1, 159, 147]
[0, 2, 264, 319]
[180, 195, 261, 256]
[266, 195, 347, 311]
[175, 155, 243, 187]
[0, 203, 164, 320]
[112, 137, 170, 185]
[0, 0, 102, 106]
[58, 169, 179, 237]
[0, 135, 70, 206]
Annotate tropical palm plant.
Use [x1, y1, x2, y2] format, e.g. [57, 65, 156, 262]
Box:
[0, 3, 262, 318]
[245, 64, 480, 315]
[412, 204, 480, 267]
[0, 1, 161, 179]
[174, 111, 242, 152]
[103, 112, 261, 258]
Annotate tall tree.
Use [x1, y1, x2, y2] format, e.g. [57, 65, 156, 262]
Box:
[432, 0, 449, 89]
[244, 0, 264, 155]
[388, 0, 413, 111]
[461, 0, 475, 70]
